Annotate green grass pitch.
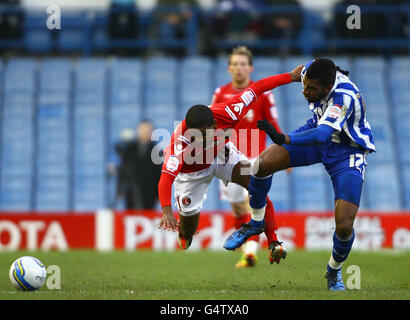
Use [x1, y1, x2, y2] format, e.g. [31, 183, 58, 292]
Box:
[1, 249, 409, 300]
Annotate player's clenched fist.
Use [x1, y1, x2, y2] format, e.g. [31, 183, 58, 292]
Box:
[159, 205, 179, 232]
[289, 64, 304, 82]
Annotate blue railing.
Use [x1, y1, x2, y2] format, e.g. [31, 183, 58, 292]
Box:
[0, 4, 408, 55]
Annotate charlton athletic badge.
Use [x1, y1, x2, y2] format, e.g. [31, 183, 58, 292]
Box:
[182, 197, 191, 206]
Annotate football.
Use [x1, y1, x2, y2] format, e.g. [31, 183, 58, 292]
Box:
[9, 256, 47, 291]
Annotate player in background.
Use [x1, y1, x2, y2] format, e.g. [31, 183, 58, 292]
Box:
[224, 59, 375, 291]
[211, 46, 284, 268]
[158, 66, 303, 264]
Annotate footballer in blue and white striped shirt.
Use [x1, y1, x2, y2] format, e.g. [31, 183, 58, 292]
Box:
[224, 58, 376, 291]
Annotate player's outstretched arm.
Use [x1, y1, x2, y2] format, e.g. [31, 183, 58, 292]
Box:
[158, 172, 179, 232]
[248, 65, 303, 98]
[257, 120, 334, 146]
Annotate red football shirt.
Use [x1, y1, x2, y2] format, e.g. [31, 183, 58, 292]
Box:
[158, 73, 292, 207]
[211, 81, 282, 158]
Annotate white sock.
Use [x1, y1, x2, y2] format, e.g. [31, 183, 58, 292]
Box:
[250, 206, 265, 221]
[328, 255, 343, 270]
[243, 240, 258, 255]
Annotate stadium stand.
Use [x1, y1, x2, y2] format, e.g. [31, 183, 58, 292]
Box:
[0, 56, 408, 211]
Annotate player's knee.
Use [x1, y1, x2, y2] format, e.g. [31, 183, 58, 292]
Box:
[251, 157, 270, 177]
[232, 201, 249, 216]
[335, 224, 354, 240]
[252, 147, 289, 177]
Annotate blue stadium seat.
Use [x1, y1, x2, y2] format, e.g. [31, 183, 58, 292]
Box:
[6, 58, 37, 71]
[73, 176, 107, 211]
[0, 176, 32, 211]
[364, 164, 401, 210]
[37, 150, 68, 165]
[74, 162, 105, 176]
[146, 57, 178, 71]
[24, 30, 53, 53]
[37, 161, 70, 176]
[353, 56, 385, 73]
[214, 56, 231, 87]
[180, 58, 213, 118]
[58, 30, 84, 51]
[283, 56, 313, 73]
[403, 165, 410, 209]
[35, 176, 70, 211]
[271, 86, 288, 131]
[253, 57, 281, 79]
[4, 91, 33, 105]
[291, 165, 330, 211]
[38, 92, 70, 104]
[93, 28, 108, 48]
[287, 107, 311, 131]
[1, 161, 33, 176]
[201, 178, 221, 211]
[268, 170, 291, 211]
[390, 56, 410, 71]
[146, 85, 177, 105]
[397, 139, 410, 164]
[327, 56, 352, 73]
[38, 104, 69, 119]
[368, 118, 394, 164]
[4, 59, 36, 92]
[110, 59, 142, 107]
[40, 67, 71, 92]
[75, 59, 106, 94]
[145, 103, 177, 128]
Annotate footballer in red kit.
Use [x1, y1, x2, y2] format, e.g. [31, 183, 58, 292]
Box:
[158, 64, 303, 264]
[211, 47, 284, 267]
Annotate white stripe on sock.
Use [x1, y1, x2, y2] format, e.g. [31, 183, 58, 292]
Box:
[251, 206, 265, 221]
[328, 255, 343, 270]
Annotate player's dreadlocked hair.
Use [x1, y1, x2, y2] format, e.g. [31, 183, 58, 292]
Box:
[185, 104, 214, 129]
[305, 58, 349, 87]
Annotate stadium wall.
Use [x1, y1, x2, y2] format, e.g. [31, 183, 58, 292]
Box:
[0, 211, 409, 251]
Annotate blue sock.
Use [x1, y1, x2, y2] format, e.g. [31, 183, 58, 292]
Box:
[248, 174, 273, 209]
[249, 219, 264, 228]
[332, 229, 355, 264]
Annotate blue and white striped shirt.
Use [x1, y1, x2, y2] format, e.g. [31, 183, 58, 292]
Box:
[304, 71, 376, 152]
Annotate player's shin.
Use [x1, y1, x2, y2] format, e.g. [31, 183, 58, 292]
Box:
[177, 213, 200, 250]
[264, 197, 278, 243]
[248, 174, 273, 227]
[328, 229, 355, 270]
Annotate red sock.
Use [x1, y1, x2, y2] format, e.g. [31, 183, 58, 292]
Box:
[234, 214, 248, 230]
[234, 213, 260, 242]
[264, 196, 278, 244]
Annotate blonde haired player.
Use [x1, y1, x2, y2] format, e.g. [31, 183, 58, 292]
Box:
[211, 46, 285, 268]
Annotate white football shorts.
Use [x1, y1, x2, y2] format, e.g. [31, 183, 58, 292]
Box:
[174, 142, 250, 216]
[219, 157, 257, 203]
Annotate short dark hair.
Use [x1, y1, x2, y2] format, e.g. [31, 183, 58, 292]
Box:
[185, 104, 214, 129]
[305, 58, 349, 87]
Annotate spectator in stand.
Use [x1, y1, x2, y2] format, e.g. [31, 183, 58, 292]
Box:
[154, 0, 197, 56]
[259, 0, 303, 54]
[0, 0, 24, 40]
[210, 0, 264, 41]
[108, 0, 138, 41]
[115, 121, 161, 210]
[331, 0, 407, 54]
